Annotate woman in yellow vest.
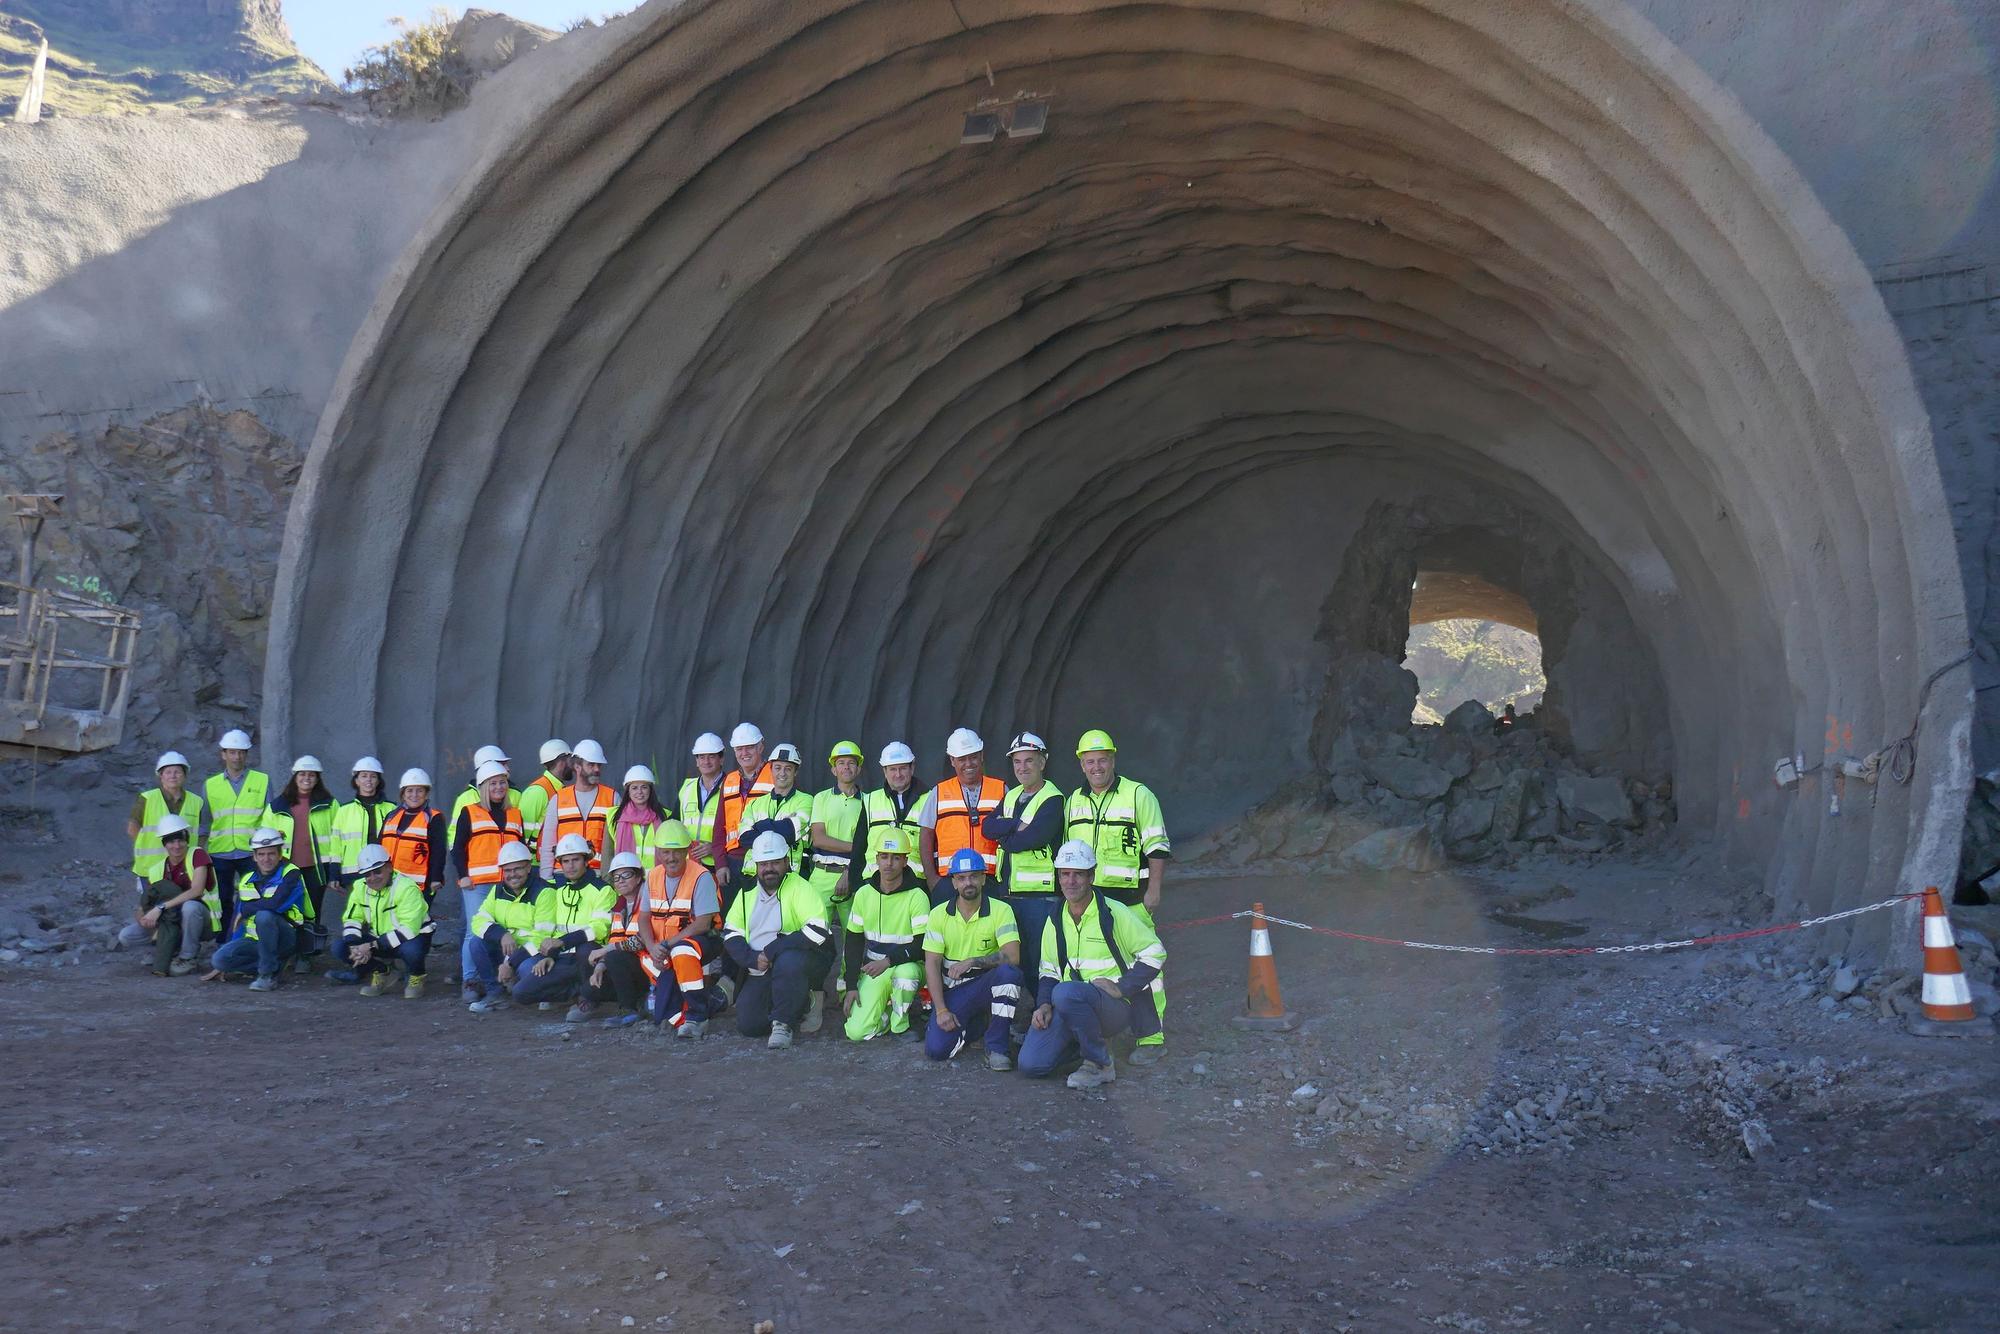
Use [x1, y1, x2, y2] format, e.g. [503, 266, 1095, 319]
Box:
[265, 755, 340, 968]
[332, 756, 396, 886]
[129, 750, 204, 900]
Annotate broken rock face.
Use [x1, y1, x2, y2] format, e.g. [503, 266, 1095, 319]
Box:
[1187, 651, 1673, 871]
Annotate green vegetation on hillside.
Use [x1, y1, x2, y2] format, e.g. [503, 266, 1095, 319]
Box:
[0, 3, 332, 117]
[1406, 618, 1546, 724]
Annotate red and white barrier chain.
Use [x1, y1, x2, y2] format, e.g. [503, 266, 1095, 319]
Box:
[1162, 892, 1922, 957]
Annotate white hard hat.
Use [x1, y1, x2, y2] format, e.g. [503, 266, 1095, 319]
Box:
[250, 827, 286, 849]
[496, 840, 534, 867]
[219, 729, 252, 751]
[1054, 839, 1098, 871]
[572, 738, 608, 765]
[157, 814, 192, 839]
[749, 830, 792, 864]
[356, 844, 392, 874]
[554, 833, 593, 859]
[155, 750, 190, 772]
[352, 756, 384, 776]
[398, 767, 432, 790]
[730, 722, 764, 748]
[691, 731, 726, 755]
[878, 741, 916, 766]
[475, 760, 509, 785]
[946, 727, 984, 758]
[539, 738, 571, 765]
[768, 742, 802, 765]
[607, 851, 644, 876]
[292, 755, 323, 774]
[1007, 731, 1048, 755]
[474, 744, 510, 768]
[623, 764, 656, 786]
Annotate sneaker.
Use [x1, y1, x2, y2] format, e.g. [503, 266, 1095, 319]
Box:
[677, 1018, 707, 1040]
[564, 1003, 595, 1024]
[800, 992, 825, 1035]
[767, 1022, 794, 1050]
[537, 1001, 554, 1011]
[1066, 1056, 1116, 1090]
[601, 1010, 640, 1028]
[403, 974, 427, 1000]
[169, 958, 197, 977]
[461, 982, 485, 1003]
[248, 975, 277, 992]
[468, 993, 512, 1014]
[987, 1051, 1015, 1072]
[1128, 1043, 1163, 1067]
[327, 969, 360, 985]
[291, 956, 313, 975]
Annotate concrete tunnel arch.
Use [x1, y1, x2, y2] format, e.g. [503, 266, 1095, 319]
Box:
[266, 0, 1972, 940]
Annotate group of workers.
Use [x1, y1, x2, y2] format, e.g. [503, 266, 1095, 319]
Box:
[125, 723, 1171, 1088]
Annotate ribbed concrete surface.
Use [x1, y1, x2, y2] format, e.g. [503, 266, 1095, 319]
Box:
[267, 0, 1971, 932]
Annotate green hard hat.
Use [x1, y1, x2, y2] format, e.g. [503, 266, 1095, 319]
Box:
[654, 819, 694, 850]
[828, 739, 864, 763]
[1075, 728, 1117, 756]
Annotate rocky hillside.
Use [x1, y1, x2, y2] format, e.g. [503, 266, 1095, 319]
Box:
[0, 0, 331, 116]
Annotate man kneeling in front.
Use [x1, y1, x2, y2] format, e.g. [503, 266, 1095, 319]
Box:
[1017, 840, 1166, 1089]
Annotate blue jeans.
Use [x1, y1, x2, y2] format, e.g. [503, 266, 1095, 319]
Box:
[210, 912, 297, 978]
[460, 885, 490, 935]
[1018, 980, 1133, 1074]
[924, 964, 1025, 1058]
[461, 931, 505, 987]
[1007, 894, 1057, 997]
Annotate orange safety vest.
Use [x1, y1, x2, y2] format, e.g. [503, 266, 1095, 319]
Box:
[549, 783, 617, 868]
[721, 763, 774, 856]
[381, 805, 437, 881]
[638, 860, 717, 981]
[930, 774, 1004, 876]
[463, 803, 525, 886]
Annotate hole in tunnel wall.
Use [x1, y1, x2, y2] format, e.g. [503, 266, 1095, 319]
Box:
[1405, 618, 1546, 726]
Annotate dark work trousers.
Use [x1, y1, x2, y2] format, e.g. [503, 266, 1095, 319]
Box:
[734, 942, 835, 1036]
[924, 963, 1026, 1060]
[585, 948, 649, 1011]
[210, 856, 250, 938]
[1005, 893, 1058, 1015]
[341, 931, 430, 979]
[510, 945, 586, 1006]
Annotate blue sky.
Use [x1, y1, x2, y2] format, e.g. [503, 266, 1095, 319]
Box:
[284, 3, 622, 80]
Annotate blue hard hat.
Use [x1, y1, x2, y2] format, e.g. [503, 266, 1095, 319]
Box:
[947, 847, 987, 876]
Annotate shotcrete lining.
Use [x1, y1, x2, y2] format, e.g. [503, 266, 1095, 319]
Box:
[271, 0, 1967, 928]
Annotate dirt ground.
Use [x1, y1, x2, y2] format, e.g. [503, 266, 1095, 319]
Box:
[1, 846, 1996, 1333]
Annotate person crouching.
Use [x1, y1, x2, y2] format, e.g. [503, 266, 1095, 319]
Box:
[333, 844, 435, 998]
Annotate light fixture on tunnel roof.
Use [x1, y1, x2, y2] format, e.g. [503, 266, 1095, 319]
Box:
[961, 94, 1050, 145]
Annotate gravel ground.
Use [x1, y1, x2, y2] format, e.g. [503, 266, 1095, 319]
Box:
[0, 841, 1995, 1332]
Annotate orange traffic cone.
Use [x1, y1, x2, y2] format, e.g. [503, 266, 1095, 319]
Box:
[1231, 903, 1298, 1032]
[1908, 887, 1991, 1038]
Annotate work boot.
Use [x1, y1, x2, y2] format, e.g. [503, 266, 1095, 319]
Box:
[800, 991, 825, 1035]
[403, 973, 427, 1000]
[292, 955, 313, 975]
[767, 1022, 794, 1050]
[1066, 1056, 1116, 1090]
[537, 1001, 555, 1011]
[678, 1018, 707, 1040]
[564, 1001, 595, 1024]
[169, 958, 197, 977]
[987, 1050, 1015, 1072]
[1128, 1043, 1163, 1068]
[461, 982, 485, 1004]
[359, 970, 394, 998]
[468, 992, 511, 1014]
[248, 975, 277, 992]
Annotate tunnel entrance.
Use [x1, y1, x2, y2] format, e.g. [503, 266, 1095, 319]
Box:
[269, 0, 1970, 941]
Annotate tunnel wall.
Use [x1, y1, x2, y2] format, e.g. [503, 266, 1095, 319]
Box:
[253, 0, 1971, 956]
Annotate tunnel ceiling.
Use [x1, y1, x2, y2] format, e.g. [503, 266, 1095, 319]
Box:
[270, 0, 1970, 923]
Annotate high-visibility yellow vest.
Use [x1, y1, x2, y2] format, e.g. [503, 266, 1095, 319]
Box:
[132, 787, 205, 879]
[201, 769, 269, 856]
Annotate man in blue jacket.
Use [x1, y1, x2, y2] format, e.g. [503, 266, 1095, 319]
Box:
[206, 827, 307, 991]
